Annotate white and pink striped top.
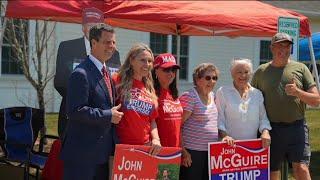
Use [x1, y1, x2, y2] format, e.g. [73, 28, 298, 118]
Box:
[180, 88, 219, 151]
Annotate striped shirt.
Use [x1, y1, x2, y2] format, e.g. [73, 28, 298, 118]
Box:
[179, 88, 219, 151]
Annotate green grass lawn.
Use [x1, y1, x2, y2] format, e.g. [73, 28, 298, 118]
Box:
[44, 110, 320, 179]
[306, 109, 320, 179]
[45, 113, 58, 136]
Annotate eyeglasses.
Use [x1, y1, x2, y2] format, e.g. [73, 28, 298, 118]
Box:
[204, 75, 218, 81]
[162, 68, 177, 73]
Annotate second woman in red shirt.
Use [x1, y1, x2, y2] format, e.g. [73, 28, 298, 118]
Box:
[152, 53, 183, 147]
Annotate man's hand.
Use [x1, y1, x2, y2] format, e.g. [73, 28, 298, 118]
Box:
[285, 78, 300, 97]
[111, 104, 123, 124]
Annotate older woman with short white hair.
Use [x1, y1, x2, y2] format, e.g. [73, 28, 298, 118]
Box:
[215, 58, 271, 148]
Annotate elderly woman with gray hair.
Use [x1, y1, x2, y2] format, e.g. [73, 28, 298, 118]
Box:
[179, 63, 219, 180]
[215, 58, 271, 148]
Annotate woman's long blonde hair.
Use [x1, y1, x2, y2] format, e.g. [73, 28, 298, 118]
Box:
[117, 43, 157, 105]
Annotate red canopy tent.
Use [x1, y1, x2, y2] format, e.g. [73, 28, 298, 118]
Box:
[4, 0, 319, 87]
[5, 1, 311, 37]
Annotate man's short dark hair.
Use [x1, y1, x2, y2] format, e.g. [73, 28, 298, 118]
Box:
[89, 23, 115, 47]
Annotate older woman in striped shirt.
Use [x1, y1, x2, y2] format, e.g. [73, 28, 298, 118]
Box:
[179, 63, 219, 180]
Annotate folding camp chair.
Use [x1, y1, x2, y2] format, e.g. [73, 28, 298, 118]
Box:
[0, 107, 58, 180]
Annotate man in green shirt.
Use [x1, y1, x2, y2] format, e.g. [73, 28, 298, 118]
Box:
[252, 32, 320, 180]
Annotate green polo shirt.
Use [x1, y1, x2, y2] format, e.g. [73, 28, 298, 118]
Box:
[252, 61, 315, 123]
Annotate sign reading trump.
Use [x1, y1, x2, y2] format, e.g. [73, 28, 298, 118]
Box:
[209, 139, 269, 180]
[112, 144, 181, 180]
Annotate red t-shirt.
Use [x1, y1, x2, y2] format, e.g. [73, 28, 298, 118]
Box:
[156, 88, 183, 147]
[113, 74, 158, 145]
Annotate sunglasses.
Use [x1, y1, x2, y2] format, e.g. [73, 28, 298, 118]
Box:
[204, 75, 218, 81]
[162, 68, 178, 73]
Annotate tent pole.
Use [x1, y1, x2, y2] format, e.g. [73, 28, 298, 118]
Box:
[176, 25, 181, 80]
[177, 35, 181, 66]
[308, 37, 320, 90]
[176, 34, 181, 81]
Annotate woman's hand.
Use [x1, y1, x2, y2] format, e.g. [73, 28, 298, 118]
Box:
[261, 130, 271, 148]
[222, 135, 235, 146]
[182, 148, 192, 167]
[149, 138, 162, 156]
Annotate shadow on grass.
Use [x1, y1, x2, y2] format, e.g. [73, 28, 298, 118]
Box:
[310, 151, 320, 179]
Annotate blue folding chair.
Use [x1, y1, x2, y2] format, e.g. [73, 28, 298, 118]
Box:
[0, 107, 58, 180]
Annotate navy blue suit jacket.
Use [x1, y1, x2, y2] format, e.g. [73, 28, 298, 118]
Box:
[54, 37, 121, 137]
[60, 57, 118, 165]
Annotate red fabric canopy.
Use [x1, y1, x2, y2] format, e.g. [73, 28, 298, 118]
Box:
[5, 0, 311, 37]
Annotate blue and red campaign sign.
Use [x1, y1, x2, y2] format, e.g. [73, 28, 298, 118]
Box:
[112, 144, 181, 180]
[209, 139, 269, 180]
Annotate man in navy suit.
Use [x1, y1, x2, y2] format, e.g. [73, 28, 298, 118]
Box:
[54, 7, 121, 138]
[60, 23, 123, 180]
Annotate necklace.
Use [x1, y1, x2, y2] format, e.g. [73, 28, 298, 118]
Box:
[240, 101, 248, 111]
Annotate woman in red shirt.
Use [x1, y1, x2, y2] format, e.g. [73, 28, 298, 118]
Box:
[113, 43, 161, 155]
[152, 53, 183, 147]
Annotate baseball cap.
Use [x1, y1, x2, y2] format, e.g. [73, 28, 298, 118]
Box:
[271, 32, 293, 45]
[82, 7, 104, 24]
[154, 53, 180, 69]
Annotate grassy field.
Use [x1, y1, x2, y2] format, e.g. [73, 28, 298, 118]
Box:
[45, 113, 58, 136]
[44, 110, 320, 179]
[306, 109, 320, 179]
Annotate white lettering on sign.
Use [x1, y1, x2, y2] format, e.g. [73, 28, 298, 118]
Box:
[118, 156, 143, 171]
[211, 154, 268, 169]
[218, 170, 261, 180]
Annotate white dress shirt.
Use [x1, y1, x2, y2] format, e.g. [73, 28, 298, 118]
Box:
[89, 54, 105, 75]
[84, 36, 91, 56]
[215, 85, 271, 140]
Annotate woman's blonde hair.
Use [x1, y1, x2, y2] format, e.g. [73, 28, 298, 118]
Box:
[117, 43, 157, 105]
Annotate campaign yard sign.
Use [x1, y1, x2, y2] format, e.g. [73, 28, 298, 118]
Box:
[112, 144, 181, 180]
[209, 139, 269, 180]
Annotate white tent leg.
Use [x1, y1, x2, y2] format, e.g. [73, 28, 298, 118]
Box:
[176, 34, 181, 80]
[176, 35, 181, 65]
[308, 37, 320, 90]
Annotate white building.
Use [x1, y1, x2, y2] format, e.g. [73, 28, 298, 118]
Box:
[0, 2, 319, 112]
